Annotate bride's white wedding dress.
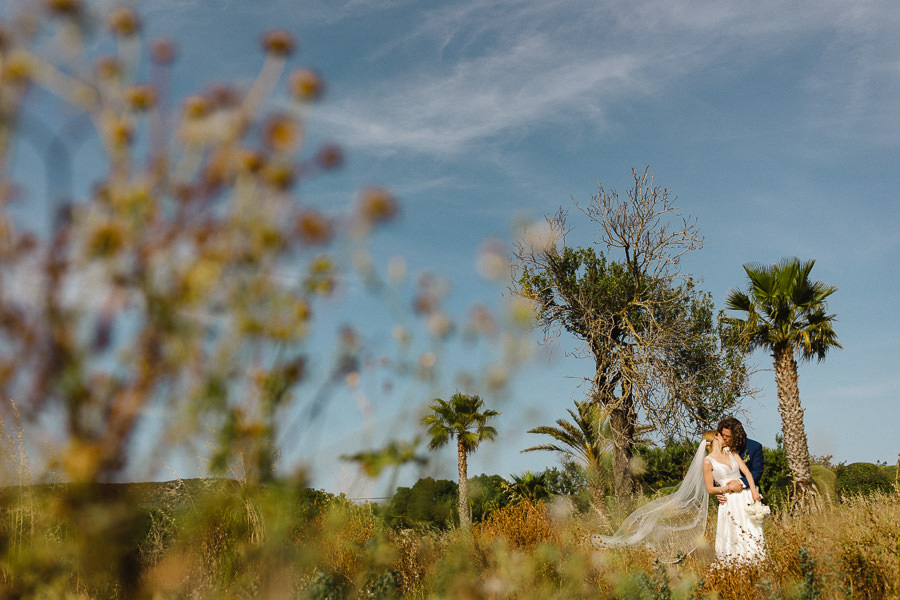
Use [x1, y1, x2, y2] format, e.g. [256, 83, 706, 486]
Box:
[706, 452, 766, 564]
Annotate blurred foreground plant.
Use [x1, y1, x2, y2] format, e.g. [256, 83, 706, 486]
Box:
[0, 0, 528, 487]
[0, 2, 534, 594]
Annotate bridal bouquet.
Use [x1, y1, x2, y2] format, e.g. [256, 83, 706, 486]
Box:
[746, 500, 771, 523]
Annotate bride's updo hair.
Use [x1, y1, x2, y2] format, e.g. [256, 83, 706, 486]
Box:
[702, 430, 716, 452]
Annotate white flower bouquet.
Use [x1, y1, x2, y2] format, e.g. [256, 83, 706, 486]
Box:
[746, 500, 771, 523]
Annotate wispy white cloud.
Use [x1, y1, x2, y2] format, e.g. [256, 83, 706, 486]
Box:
[309, 0, 900, 158]
[317, 35, 643, 157]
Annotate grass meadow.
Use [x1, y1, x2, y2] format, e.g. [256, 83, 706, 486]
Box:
[0, 472, 897, 599]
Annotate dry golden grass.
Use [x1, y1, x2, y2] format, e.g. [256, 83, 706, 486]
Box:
[1, 480, 897, 599]
[474, 499, 561, 550]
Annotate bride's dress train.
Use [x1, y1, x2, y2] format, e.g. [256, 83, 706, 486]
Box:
[706, 453, 766, 563]
[590, 442, 709, 563]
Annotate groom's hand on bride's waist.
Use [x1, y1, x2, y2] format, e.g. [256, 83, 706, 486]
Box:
[717, 480, 744, 504]
[724, 481, 744, 493]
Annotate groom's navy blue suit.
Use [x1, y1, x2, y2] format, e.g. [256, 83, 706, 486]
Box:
[737, 438, 764, 491]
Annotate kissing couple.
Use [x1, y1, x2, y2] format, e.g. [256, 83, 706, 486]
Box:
[591, 417, 767, 564]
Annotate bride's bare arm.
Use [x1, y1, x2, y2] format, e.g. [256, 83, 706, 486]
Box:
[703, 459, 728, 495]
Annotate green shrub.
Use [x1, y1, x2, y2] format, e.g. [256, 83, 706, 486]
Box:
[385, 478, 458, 529]
[468, 474, 510, 522]
[758, 435, 793, 508]
[810, 465, 836, 504]
[835, 462, 893, 499]
[879, 463, 898, 485]
[635, 439, 699, 493]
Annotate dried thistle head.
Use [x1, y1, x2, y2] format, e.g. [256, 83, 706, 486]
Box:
[236, 148, 265, 174]
[2, 51, 32, 85]
[206, 83, 241, 110]
[308, 255, 336, 295]
[261, 162, 295, 190]
[107, 7, 141, 37]
[289, 68, 324, 102]
[86, 221, 126, 258]
[103, 115, 134, 149]
[44, 0, 83, 18]
[150, 37, 177, 65]
[261, 29, 295, 57]
[315, 144, 343, 170]
[357, 187, 398, 225]
[95, 55, 122, 81]
[295, 210, 333, 246]
[182, 95, 211, 120]
[125, 84, 157, 112]
[261, 113, 302, 154]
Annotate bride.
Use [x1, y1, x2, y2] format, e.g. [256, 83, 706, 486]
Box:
[591, 430, 766, 564]
[702, 429, 766, 563]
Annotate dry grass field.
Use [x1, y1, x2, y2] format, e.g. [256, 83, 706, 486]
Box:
[1, 477, 897, 599]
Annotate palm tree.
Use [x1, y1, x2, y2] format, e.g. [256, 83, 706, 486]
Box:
[522, 401, 613, 476]
[503, 471, 551, 504]
[724, 258, 841, 511]
[422, 392, 500, 527]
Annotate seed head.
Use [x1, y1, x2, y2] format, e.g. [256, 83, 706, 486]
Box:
[261, 29, 295, 57]
[125, 84, 157, 111]
[288, 68, 324, 102]
[86, 221, 125, 258]
[296, 210, 333, 246]
[107, 7, 140, 36]
[206, 83, 241, 110]
[150, 37, 177, 65]
[261, 113, 301, 154]
[358, 187, 398, 224]
[106, 117, 134, 148]
[45, 0, 82, 18]
[1, 52, 31, 84]
[262, 163, 295, 190]
[95, 55, 122, 80]
[182, 95, 210, 120]
[236, 148, 265, 174]
[315, 144, 343, 170]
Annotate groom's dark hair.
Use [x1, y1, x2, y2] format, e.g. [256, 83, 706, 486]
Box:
[716, 416, 747, 455]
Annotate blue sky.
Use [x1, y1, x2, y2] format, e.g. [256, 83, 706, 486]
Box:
[6, 0, 900, 495]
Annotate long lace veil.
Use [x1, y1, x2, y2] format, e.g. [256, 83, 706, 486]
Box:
[590, 441, 709, 563]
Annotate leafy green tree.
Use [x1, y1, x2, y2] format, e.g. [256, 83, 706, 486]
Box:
[725, 258, 841, 511]
[634, 438, 698, 494]
[468, 474, 510, 522]
[385, 477, 458, 529]
[540, 461, 593, 511]
[514, 172, 750, 499]
[514, 243, 637, 498]
[541, 461, 589, 497]
[754, 433, 795, 509]
[422, 393, 500, 527]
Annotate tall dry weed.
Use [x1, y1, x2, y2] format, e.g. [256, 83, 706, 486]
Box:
[474, 499, 560, 550]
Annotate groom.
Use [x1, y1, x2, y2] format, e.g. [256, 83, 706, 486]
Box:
[716, 416, 764, 500]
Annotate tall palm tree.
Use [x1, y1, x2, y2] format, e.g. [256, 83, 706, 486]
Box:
[522, 400, 613, 476]
[422, 392, 500, 527]
[725, 258, 841, 511]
